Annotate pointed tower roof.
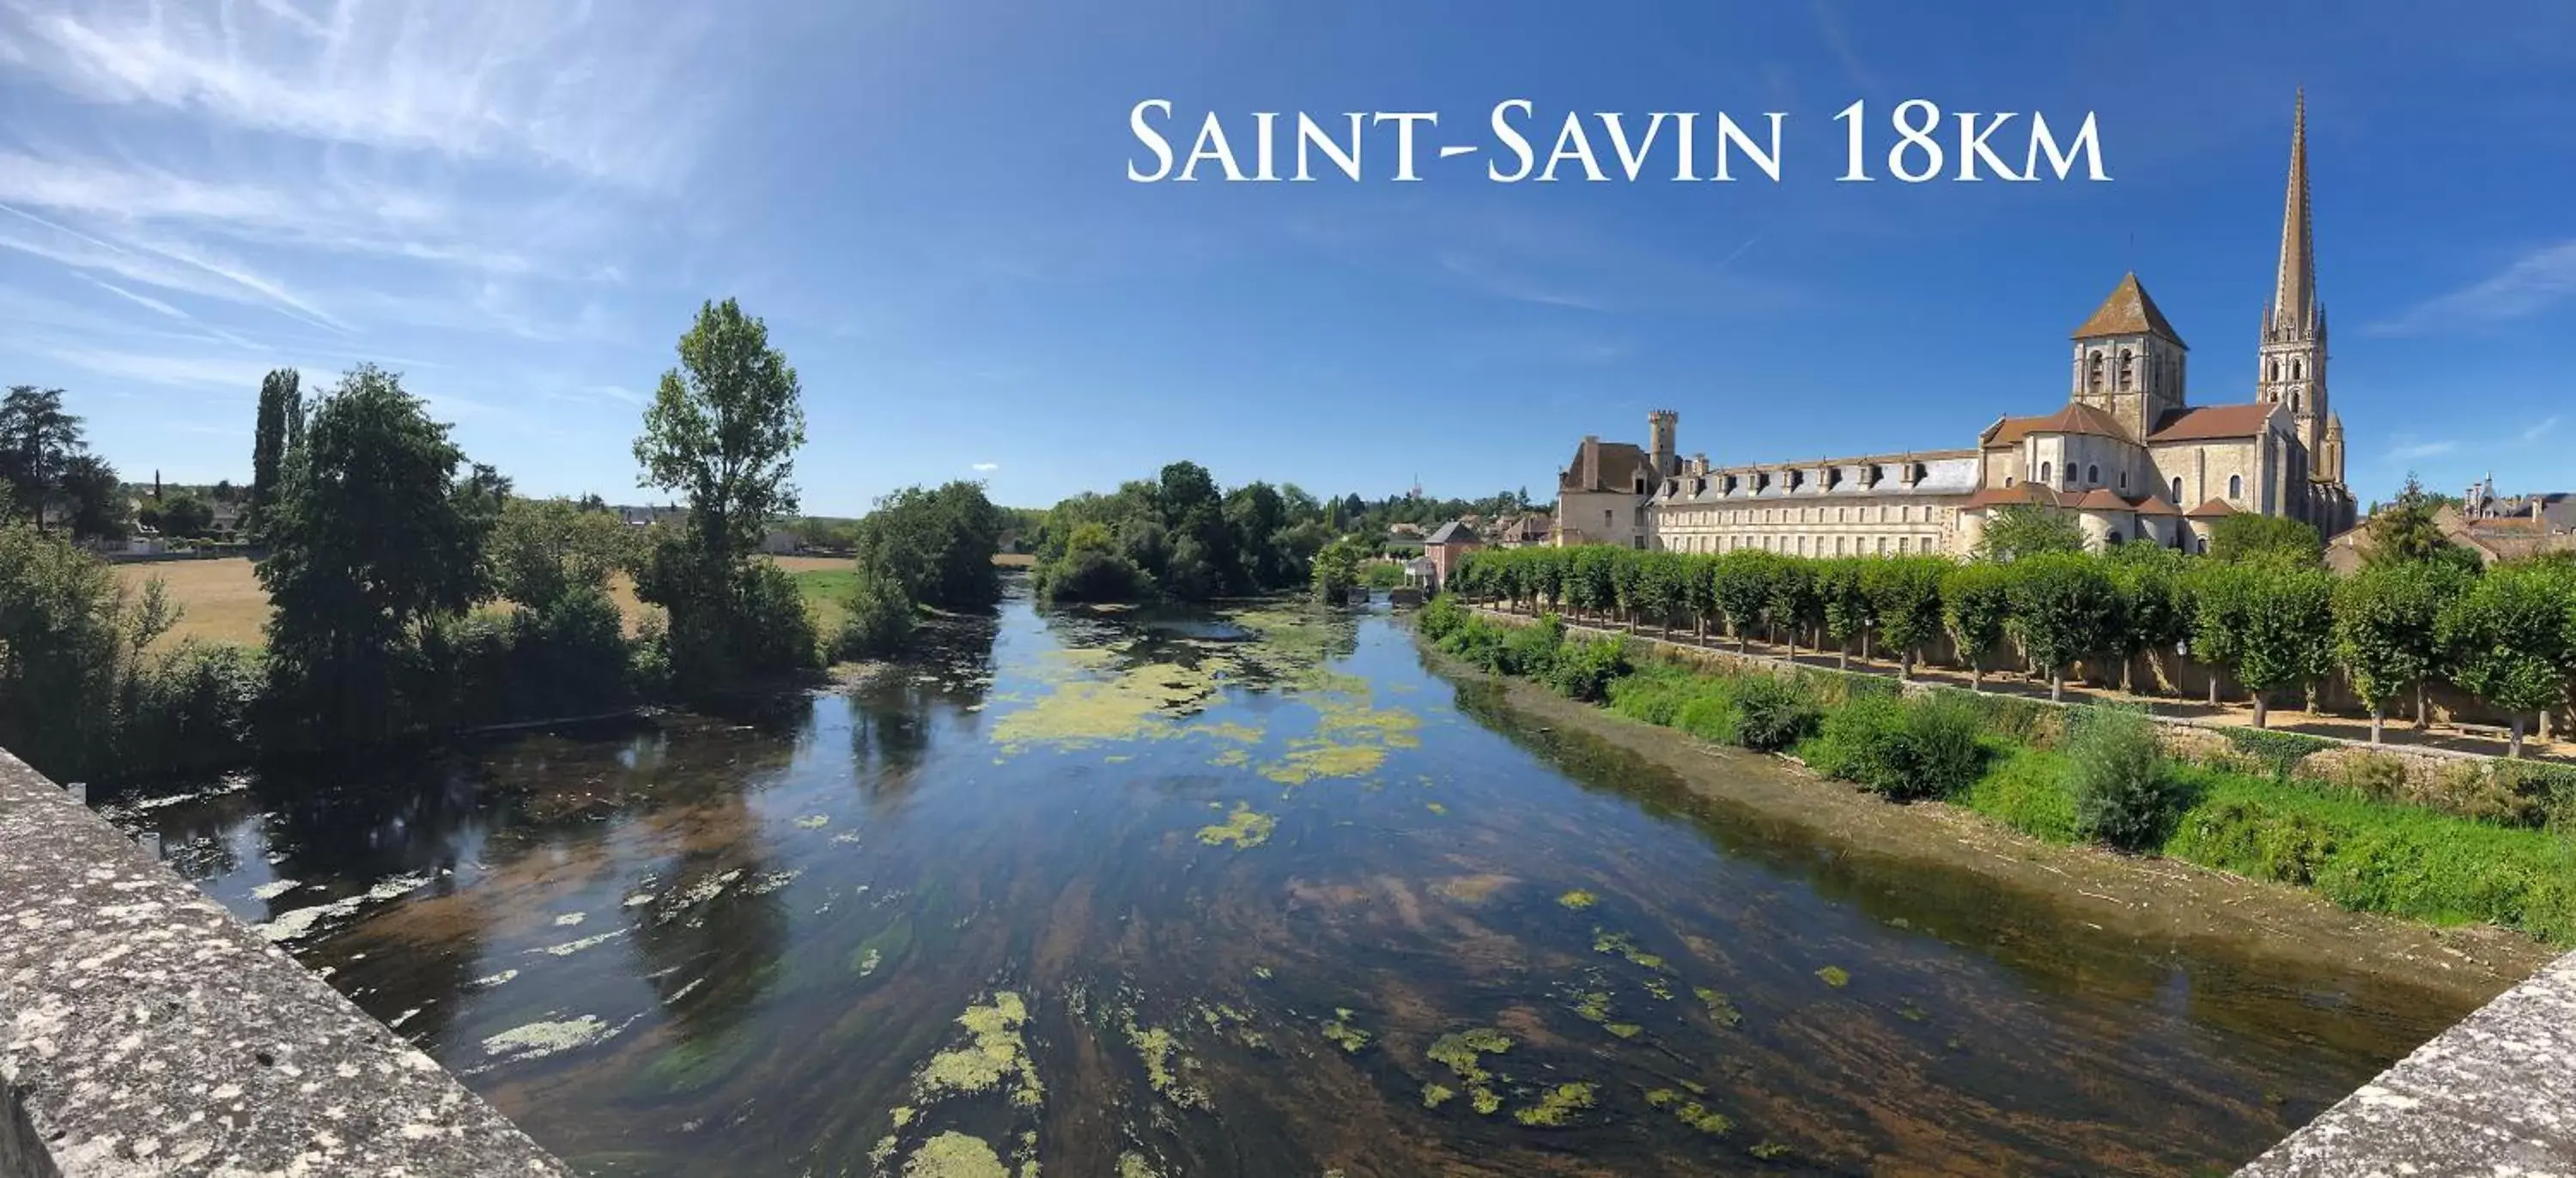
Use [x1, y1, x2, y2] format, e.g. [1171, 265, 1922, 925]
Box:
[2269, 89, 2318, 337]
[2072, 272, 2186, 346]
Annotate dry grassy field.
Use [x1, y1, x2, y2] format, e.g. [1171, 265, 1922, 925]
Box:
[118, 555, 857, 651]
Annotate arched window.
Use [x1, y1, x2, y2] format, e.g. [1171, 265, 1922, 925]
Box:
[2087, 352, 2104, 392]
[2106, 529, 2123, 545]
[2171, 476, 2184, 503]
[2291, 392, 2301, 412]
[2004, 475, 2015, 488]
[2087, 464, 2100, 485]
[2196, 536, 2209, 555]
[2039, 461, 2052, 485]
[1835, 537, 1847, 556]
[2268, 359, 2279, 382]
[2228, 474, 2244, 500]
[2118, 471, 2129, 489]
[2117, 349, 2134, 391]
[2291, 358, 2302, 380]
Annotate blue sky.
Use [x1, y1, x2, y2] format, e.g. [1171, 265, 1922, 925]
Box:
[3, 1, 2572, 516]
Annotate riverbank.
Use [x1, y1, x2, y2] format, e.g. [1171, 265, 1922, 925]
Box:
[1418, 643, 2558, 1008]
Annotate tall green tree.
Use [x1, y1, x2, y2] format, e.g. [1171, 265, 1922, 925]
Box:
[1817, 557, 1872, 669]
[2105, 544, 2190, 694]
[248, 368, 300, 534]
[1940, 562, 2013, 690]
[257, 365, 495, 744]
[635, 300, 808, 562]
[2437, 563, 2576, 757]
[0, 386, 82, 530]
[2184, 562, 2254, 707]
[851, 481, 1005, 610]
[1973, 504, 2084, 562]
[2209, 513, 2324, 567]
[1710, 550, 1777, 653]
[1766, 560, 1823, 659]
[492, 496, 637, 610]
[2333, 561, 2464, 743]
[2362, 472, 2482, 576]
[1862, 556, 1947, 680]
[2005, 552, 2115, 702]
[2230, 564, 2336, 728]
[631, 301, 818, 687]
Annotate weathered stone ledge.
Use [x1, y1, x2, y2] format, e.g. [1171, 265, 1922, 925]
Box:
[0, 748, 570, 1177]
[2234, 950, 2576, 1175]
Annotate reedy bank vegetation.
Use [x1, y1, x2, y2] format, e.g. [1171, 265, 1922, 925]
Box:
[1447, 518, 2576, 756]
[1415, 596, 2576, 945]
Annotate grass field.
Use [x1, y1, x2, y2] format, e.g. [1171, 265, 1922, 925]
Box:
[118, 555, 860, 651]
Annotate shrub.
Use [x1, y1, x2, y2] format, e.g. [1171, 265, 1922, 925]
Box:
[1037, 548, 1155, 603]
[1416, 596, 1469, 641]
[1960, 745, 2080, 842]
[2495, 759, 2576, 830]
[1733, 676, 1821, 752]
[1605, 664, 1693, 727]
[1498, 615, 1566, 678]
[1546, 635, 1632, 702]
[2222, 727, 2335, 780]
[1807, 691, 1986, 802]
[833, 573, 916, 660]
[2169, 796, 2337, 884]
[1437, 616, 1507, 669]
[1674, 693, 1743, 745]
[117, 642, 263, 778]
[2325, 751, 2409, 803]
[2067, 705, 2180, 851]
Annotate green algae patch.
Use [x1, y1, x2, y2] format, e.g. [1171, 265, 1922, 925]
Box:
[1556, 890, 1598, 910]
[1424, 801, 1447, 816]
[1694, 987, 1743, 1028]
[1210, 747, 1251, 768]
[1815, 966, 1850, 988]
[1121, 1016, 1210, 1108]
[1591, 928, 1668, 972]
[1200, 720, 1263, 744]
[1604, 1022, 1642, 1040]
[851, 916, 914, 980]
[1195, 804, 1276, 850]
[988, 658, 1224, 756]
[1570, 989, 1613, 1023]
[1257, 741, 1384, 786]
[1750, 1141, 1792, 1160]
[1426, 1027, 1512, 1114]
[1320, 1008, 1370, 1054]
[902, 1132, 1009, 1178]
[1114, 1151, 1160, 1178]
[1647, 1089, 1734, 1135]
[1422, 1083, 1455, 1108]
[917, 992, 1042, 1110]
[1513, 1082, 1597, 1127]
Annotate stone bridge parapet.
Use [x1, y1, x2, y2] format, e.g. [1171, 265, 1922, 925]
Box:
[0, 749, 568, 1177]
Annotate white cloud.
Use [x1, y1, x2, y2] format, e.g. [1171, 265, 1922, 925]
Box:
[2385, 440, 2459, 462]
[972, 462, 1001, 472]
[73, 274, 187, 321]
[2370, 240, 2576, 337]
[2523, 416, 2561, 442]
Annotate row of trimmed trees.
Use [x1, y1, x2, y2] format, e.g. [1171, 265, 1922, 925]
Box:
[1448, 542, 2576, 756]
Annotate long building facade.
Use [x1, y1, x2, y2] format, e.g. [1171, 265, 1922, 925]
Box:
[1560, 94, 2358, 558]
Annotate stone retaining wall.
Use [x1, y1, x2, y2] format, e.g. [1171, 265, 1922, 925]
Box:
[0, 748, 569, 1177]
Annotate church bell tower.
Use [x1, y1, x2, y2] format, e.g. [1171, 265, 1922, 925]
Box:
[2257, 90, 2332, 477]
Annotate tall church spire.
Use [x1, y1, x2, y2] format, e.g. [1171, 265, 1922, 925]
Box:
[2267, 88, 2318, 339]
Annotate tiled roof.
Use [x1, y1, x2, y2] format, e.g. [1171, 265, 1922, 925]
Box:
[2071, 272, 2186, 345]
[2071, 488, 2131, 511]
[2185, 498, 2239, 519]
[1559, 439, 1656, 494]
[1425, 521, 1480, 546]
[1984, 403, 2129, 446]
[2131, 495, 2183, 517]
[2148, 403, 2279, 442]
[1963, 483, 2069, 509]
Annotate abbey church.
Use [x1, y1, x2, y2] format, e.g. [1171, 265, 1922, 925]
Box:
[1556, 94, 2358, 556]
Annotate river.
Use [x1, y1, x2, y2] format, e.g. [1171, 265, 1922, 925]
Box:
[102, 587, 2474, 1176]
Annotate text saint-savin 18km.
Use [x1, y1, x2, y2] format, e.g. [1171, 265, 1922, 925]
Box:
[1127, 99, 2108, 184]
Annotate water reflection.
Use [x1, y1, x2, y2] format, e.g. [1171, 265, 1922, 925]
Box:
[103, 589, 2482, 1177]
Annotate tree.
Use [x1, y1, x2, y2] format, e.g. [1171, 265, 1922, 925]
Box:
[1310, 536, 1370, 604]
[2209, 513, 2323, 567]
[2004, 553, 2114, 702]
[492, 496, 636, 611]
[2183, 562, 2253, 707]
[631, 301, 817, 687]
[1940, 562, 2013, 690]
[1862, 556, 1947, 680]
[0, 518, 178, 780]
[1974, 504, 2083, 562]
[2229, 563, 2335, 728]
[1710, 550, 1777, 653]
[258, 365, 495, 744]
[851, 482, 1005, 611]
[142, 489, 214, 538]
[2104, 543, 2190, 694]
[249, 368, 300, 532]
[635, 299, 807, 562]
[2437, 563, 2576, 757]
[2334, 561, 2464, 743]
[1567, 546, 1619, 623]
[0, 386, 82, 530]
[1766, 560, 1822, 659]
[1817, 558, 1872, 669]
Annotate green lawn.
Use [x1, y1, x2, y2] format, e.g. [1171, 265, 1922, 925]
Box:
[793, 568, 854, 635]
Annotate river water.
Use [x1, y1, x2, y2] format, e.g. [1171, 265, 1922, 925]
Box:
[106, 588, 2468, 1176]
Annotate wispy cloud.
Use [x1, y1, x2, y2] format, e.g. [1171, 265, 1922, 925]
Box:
[74, 273, 187, 321]
[972, 462, 1001, 473]
[2368, 240, 2576, 337]
[2523, 416, 2561, 442]
[2385, 440, 2459, 462]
